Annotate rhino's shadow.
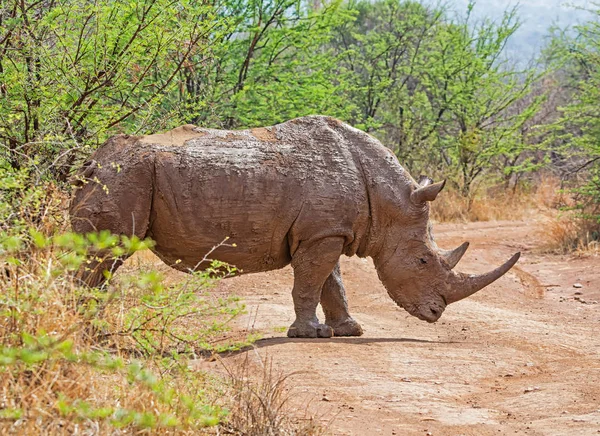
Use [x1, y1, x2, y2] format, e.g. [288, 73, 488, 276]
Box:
[218, 336, 455, 357]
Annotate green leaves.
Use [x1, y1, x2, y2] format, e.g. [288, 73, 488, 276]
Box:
[0, 223, 243, 431]
[328, 1, 540, 197]
[0, 0, 228, 172]
[186, 0, 354, 128]
[544, 5, 600, 228]
[1, 0, 541, 198]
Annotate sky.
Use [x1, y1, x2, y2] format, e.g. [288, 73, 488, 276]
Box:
[429, 0, 595, 64]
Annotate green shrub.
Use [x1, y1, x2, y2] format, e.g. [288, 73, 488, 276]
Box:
[0, 169, 256, 432]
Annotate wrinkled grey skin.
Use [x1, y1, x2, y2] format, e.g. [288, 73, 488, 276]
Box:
[70, 116, 519, 338]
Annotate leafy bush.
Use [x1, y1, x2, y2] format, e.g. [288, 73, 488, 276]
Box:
[542, 4, 600, 249]
[0, 170, 257, 432]
[0, 0, 229, 176]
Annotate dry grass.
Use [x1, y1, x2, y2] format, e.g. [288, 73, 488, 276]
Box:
[0, 233, 226, 433]
[428, 175, 600, 255]
[431, 190, 531, 222]
[538, 215, 600, 254]
[431, 176, 565, 223]
[217, 354, 326, 436]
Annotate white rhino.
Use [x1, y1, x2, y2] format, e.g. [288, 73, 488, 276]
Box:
[70, 116, 519, 338]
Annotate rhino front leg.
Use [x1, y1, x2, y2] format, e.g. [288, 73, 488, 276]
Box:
[287, 237, 345, 338]
[320, 263, 364, 336]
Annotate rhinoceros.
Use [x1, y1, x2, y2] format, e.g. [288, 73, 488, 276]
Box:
[70, 115, 519, 338]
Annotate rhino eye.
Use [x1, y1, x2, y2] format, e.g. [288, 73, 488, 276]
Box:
[419, 258, 427, 264]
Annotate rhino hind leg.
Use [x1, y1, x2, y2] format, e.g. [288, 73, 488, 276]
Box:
[72, 201, 151, 288]
[320, 262, 364, 337]
[70, 154, 154, 288]
[287, 237, 347, 339]
[77, 254, 126, 289]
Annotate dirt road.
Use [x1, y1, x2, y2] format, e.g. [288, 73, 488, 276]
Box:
[193, 220, 599, 435]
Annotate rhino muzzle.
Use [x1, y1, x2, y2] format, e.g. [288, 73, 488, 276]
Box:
[381, 251, 520, 323]
[416, 303, 446, 323]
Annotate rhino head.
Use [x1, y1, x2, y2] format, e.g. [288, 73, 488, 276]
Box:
[373, 178, 520, 323]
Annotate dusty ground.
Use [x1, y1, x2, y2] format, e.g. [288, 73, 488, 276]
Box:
[143, 219, 600, 435]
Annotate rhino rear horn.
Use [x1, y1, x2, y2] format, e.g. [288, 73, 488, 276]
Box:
[440, 241, 469, 269]
[411, 180, 445, 204]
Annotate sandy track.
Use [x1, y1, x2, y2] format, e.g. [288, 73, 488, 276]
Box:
[170, 220, 599, 435]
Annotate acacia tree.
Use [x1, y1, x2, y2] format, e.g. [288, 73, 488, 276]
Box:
[330, 1, 541, 198]
[428, 11, 542, 197]
[545, 4, 600, 226]
[179, 0, 354, 128]
[331, 0, 441, 132]
[0, 0, 228, 177]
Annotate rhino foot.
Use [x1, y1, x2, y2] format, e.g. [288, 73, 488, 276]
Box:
[287, 321, 333, 338]
[328, 318, 364, 337]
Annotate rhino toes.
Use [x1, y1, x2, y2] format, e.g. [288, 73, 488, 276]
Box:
[287, 319, 362, 338]
[328, 318, 364, 337]
[287, 322, 333, 338]
[316, 324, 334, 338]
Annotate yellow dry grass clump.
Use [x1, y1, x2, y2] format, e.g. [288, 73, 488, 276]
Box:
[431, 175, 600, 254]
[430, 176, 564, 223]
[539, 216, 600, 254]
[218, 354, 327, 436]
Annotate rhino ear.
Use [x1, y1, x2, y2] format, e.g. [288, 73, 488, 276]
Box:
[411, 180, 445, 205]
[417, 175, 434, 187]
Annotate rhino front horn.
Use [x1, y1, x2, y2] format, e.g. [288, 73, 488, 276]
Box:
[411, 180, 445, 204]
[445, 252, 521, 304]
[440, 241, 469, 269]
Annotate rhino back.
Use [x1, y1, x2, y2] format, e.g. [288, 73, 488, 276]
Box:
[142, 116, 369, 274]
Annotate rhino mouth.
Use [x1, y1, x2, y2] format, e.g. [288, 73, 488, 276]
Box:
[402, 303, 445, 323]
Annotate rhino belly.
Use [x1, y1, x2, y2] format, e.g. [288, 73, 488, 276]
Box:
[147, 151, 302, 274]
